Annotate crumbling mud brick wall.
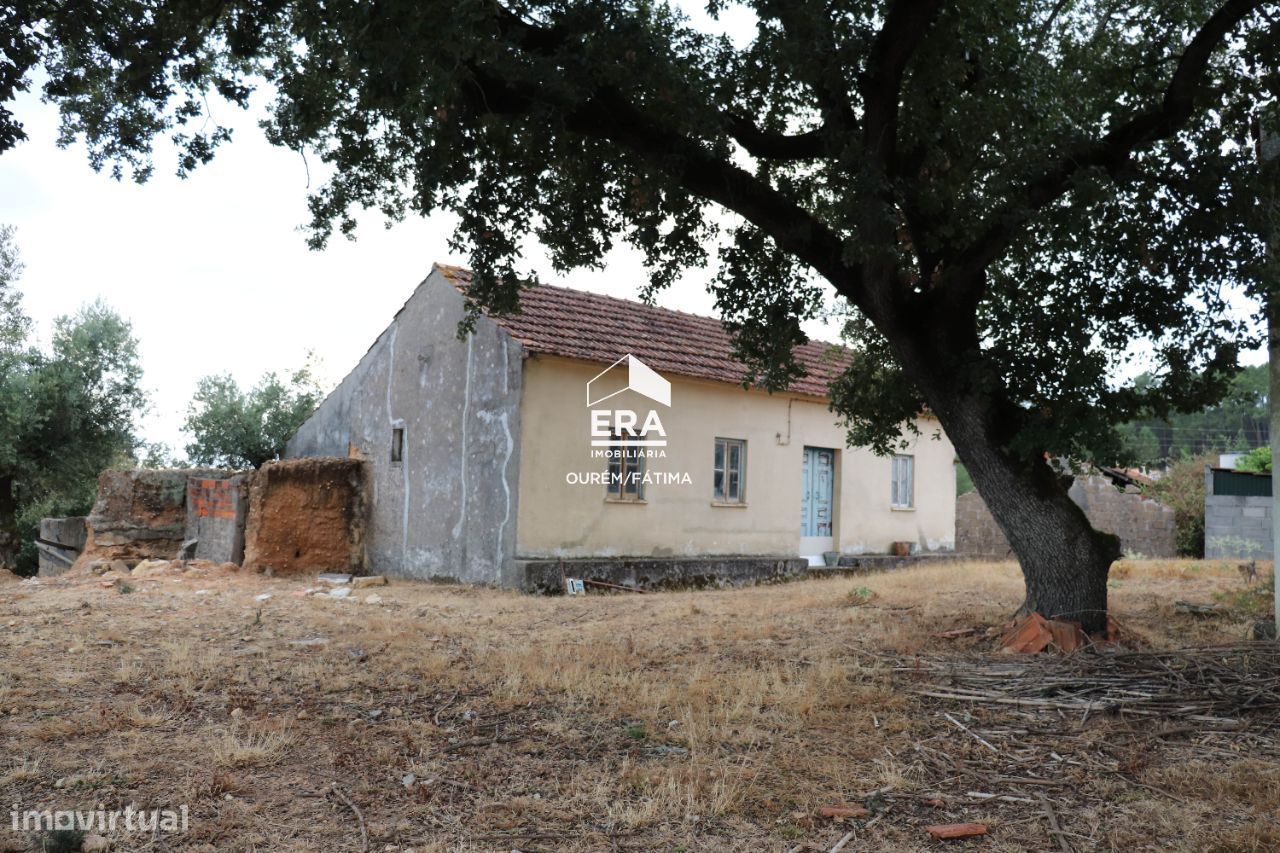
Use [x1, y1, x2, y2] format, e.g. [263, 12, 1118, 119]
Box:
[72, 469, 239, 570]
[241, 458, 366, 574]
[186, 475, 251, 564]
[957, 476, 1176, 559]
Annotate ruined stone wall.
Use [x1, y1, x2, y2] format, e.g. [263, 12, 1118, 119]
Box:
[241, 458, 366, 575]
[954, 491, 1015, 558]
[72, 469, 237, 570]
[956, 475, 1176, 558]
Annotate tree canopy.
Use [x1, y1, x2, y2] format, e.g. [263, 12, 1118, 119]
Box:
[6, 2, 1272, 455]
[183, 362, 324, 469]
[6, 0, 1277, 627]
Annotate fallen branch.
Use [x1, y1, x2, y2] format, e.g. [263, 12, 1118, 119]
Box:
[429, 734, 524, 756]
[912, 643, 1280, 729]
[433, 690, 459, 726]
[967, 790, 1034, 804]
[582, 578, 648, 594]
[943, 712, 1000, 754]
[1040, 794, 1074, 853]
[327, 783, 369, 853]
[829, 829, 856, 852]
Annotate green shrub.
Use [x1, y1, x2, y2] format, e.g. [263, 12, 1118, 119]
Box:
[1149, 453, 1215, 557]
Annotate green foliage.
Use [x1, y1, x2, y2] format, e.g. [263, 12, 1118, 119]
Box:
[1149, 453, 1216, 558]
[847, 586, 876, 606]
[1118, 365, 1268, 464]
[183, 360, 324, 469]
[956, 463, 974, 497]
[0, 227, 147, 572]
[1236, 445, 1272, 473]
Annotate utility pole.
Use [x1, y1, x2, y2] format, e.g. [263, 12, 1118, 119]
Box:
[1260, 109, 1280, 632]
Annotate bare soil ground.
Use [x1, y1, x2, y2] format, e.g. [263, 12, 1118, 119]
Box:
[1, 559, 1276, 852]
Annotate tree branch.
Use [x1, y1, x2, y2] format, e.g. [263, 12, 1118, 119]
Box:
[943, 0, 1264, 289]
[765, 0, 858, 130]
[460, 67, 863, 307]
[724, 113, 829, 159]
[861, 0, 945, 167]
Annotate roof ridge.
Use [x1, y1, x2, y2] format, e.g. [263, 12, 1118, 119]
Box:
[431, 262, 851, 398]
[433, 262, 845, 349]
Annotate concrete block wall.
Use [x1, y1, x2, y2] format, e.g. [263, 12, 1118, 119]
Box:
[1067, 475, 1177, 558]
[1205, 496, 1272, 559]
[956, 475, 1177, 558]
[955, 491, 1015, 558]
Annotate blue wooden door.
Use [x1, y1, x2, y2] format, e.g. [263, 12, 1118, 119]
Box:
[801, 446, 835, 537]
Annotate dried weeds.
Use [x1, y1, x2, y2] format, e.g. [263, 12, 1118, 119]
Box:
[0, 558, 1274, 850]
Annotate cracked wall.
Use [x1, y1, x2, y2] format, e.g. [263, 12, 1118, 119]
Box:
[285, 271, 523, 585]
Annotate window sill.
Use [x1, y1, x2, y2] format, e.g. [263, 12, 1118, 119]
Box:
[710, 501, 748, 508]
[890, 505, 916, 512]
[604, 497, 647, 505]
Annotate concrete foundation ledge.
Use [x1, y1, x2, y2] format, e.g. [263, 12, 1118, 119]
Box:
[826, 553, 964, 573]
[518, 556, 810, 594]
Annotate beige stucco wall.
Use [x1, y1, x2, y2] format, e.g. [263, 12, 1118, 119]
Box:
[515, 355, 956, 558]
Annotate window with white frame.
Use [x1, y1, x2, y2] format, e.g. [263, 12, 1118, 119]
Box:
[891, 454, 914, 508]
[606, 433, 646, 501]
[713, 438, 746, 503]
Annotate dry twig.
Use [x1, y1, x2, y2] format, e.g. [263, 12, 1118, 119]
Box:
[326, 783, 369, 853]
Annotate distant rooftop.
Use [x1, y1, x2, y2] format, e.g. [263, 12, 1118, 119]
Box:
[434, 264, 849, 398]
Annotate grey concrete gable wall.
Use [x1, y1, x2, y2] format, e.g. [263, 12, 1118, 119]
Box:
[286, 271, 523, 585]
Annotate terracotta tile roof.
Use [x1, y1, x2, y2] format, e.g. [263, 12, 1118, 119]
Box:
[434, 264, 849, 399]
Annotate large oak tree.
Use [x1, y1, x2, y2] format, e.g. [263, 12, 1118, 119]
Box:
[5, 1, 1276, 629]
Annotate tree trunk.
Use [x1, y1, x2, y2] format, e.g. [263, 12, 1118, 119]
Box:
[0, 475, 17, 570]
[863, 276, 1124, 636]
[933, 398, 1121, 634]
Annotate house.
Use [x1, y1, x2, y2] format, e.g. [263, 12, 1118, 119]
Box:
[285, 264, 956, 588]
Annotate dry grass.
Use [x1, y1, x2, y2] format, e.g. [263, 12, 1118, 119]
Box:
[0, 557, 1275, 851]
